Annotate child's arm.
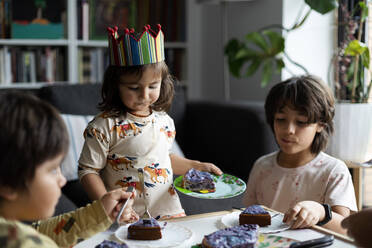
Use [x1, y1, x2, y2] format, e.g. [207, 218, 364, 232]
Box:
[283, 200, 350, 234]
[34, 188, 138, 248]
[80, 173, 108, 201]
[341, 208, 372, 247]
[169, 154, 222, 176]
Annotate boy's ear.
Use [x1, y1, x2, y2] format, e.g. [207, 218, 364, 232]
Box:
[316, 123, 325, 133]
[0, 186, 18, 201]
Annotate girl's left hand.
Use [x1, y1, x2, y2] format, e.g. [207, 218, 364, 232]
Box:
[193, 161, 223, 176]
[283, 201, 324, 229]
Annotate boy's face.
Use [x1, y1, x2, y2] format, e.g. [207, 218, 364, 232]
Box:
[273, 106, 323, 156]
[118, 67, 162, 116]
[12, 153, 66, 220]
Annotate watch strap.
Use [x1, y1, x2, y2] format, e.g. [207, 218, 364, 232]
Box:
[317, 203, 332, 226]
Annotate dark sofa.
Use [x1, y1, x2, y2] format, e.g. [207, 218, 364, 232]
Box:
[5, 83, 277, 216]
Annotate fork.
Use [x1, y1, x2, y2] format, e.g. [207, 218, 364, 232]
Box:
[138, 168, 152, 220]
[108, 185, 134, 232]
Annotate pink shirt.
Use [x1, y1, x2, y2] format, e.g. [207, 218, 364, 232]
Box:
[243, 151, 357, 213]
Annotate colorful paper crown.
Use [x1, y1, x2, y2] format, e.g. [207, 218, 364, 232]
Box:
[107, 24, 165, 66]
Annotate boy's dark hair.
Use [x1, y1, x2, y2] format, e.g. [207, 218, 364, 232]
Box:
[0, 91, 69, 191]
[265, 75, 335, 154]
[99, 61, 174, 113]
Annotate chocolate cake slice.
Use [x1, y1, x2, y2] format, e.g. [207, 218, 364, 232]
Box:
[182, 168, 216, 193]
[239, 205, 271, 226]
[127, 218, 162, 240]
[202, 224, 259, 248]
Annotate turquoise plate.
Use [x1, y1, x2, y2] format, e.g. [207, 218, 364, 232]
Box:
[173, 173, 246, 199]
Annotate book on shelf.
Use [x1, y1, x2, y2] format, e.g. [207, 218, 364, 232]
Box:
[0, 47, 66, 84]
[0, 0, 11, 38]
[78, 47, 109, 83]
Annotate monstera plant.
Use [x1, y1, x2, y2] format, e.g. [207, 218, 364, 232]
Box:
[225, 0, 371, 103]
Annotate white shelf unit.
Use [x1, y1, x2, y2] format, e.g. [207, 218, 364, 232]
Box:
[0, 0, 193, 89]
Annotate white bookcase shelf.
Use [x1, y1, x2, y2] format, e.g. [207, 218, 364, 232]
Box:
[0, 0, 193, 88]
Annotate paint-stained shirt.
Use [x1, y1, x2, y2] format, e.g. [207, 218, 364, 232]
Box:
[78, 111, 185, 219]
[0, 200, 111, 248]
[243, 151, 358, 213]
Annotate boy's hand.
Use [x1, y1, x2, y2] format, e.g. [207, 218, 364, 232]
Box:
[100, 188, 139, 223]
[283, 201, 324, 229]
[193, 161, 223, 176]
[341, 208, 372, 247]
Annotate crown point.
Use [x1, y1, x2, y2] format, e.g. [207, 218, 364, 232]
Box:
[130, 28, 135, 33]
[157, 24, 162, 30]
[124, 28, 130, 34]
[143, 25, 148, 31]
[114, 26, 118, 32]
[146, 24, 151, 29]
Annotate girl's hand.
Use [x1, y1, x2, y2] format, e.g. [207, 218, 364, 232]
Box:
[100, 188, 139, 223]
[193, 161, 223, 176]
[283, 201, 324, 229]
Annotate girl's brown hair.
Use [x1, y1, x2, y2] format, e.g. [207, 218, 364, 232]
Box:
[265, 75, 335, 154]
[99, 61, 174, 113]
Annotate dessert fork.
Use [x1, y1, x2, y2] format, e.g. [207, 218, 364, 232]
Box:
[108, 185, 134, 232]
[138, 168, 152, 220]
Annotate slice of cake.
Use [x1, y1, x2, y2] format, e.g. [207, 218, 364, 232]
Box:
[95, 240, 128, 248]
[239, 205, 271, 226]
[127, 218, 162, 240]
[182, 168, 216, 193]
[202, 224, 259, 248]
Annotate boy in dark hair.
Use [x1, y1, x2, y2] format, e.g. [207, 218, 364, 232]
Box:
[243, 75, 357, 234]
[0, 91, 138, 247]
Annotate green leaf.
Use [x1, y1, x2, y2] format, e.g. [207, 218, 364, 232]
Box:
[261, 60, 274, 87]
[275, 58, 285, 73]
[345, 40, 367, 56]
[245, 59, 261, 76]
[262, 30, 285, 54]
[228, 58, 245, 78]
[245, 32, 268, 51]
[359, 2, 369, 22]
[235, 47, 257, 60]
[361, 48, 370, 69]
[305, 0, 338, 14]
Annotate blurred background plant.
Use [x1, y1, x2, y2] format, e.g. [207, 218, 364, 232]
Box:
[225, 0, 372, 103]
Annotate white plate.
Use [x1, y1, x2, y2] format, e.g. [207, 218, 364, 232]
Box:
[114, 222, 192, 248]
[220, 211, 290, 234]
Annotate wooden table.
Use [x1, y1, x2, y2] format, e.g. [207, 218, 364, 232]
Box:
[73, 209, 355, 248]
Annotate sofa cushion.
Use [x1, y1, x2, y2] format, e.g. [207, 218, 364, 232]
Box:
[38, 83, 102, 115]
[61, 114, 94, 180]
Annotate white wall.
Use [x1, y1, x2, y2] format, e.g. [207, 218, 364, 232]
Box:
[192, 0, 335, 101]
[282, 0, 336, 85]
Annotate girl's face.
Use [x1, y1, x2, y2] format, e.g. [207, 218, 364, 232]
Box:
[7, 153, 66, 220]
[274, 105, 323, 156]
[118, 67, 162, 116]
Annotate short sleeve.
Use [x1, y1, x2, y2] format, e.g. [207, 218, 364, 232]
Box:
[78, 117, 111, 179]
[324, 161, 358, 212]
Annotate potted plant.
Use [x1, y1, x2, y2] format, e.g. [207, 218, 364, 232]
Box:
[225, 0, 372, 163]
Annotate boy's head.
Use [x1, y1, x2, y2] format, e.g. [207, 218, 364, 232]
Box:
[265, 75, 335, 154]
[100, 61, 174, 114]
[0, 91, 68, 219]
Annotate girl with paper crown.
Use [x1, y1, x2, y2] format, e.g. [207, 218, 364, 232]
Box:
[78, 24, 222, 220]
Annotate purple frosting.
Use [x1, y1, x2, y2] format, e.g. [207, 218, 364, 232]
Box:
[95, 240, 128, 248]
[184, 168, 213, 183]
[242, 205, 269, 215]
[204, 224, 258, 248]
[129, 218, 160, 227]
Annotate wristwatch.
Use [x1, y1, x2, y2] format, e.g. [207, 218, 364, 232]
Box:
[317, 203, 332, 226]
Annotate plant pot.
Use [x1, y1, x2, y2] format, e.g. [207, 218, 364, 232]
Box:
[326, 103, 372, 163]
